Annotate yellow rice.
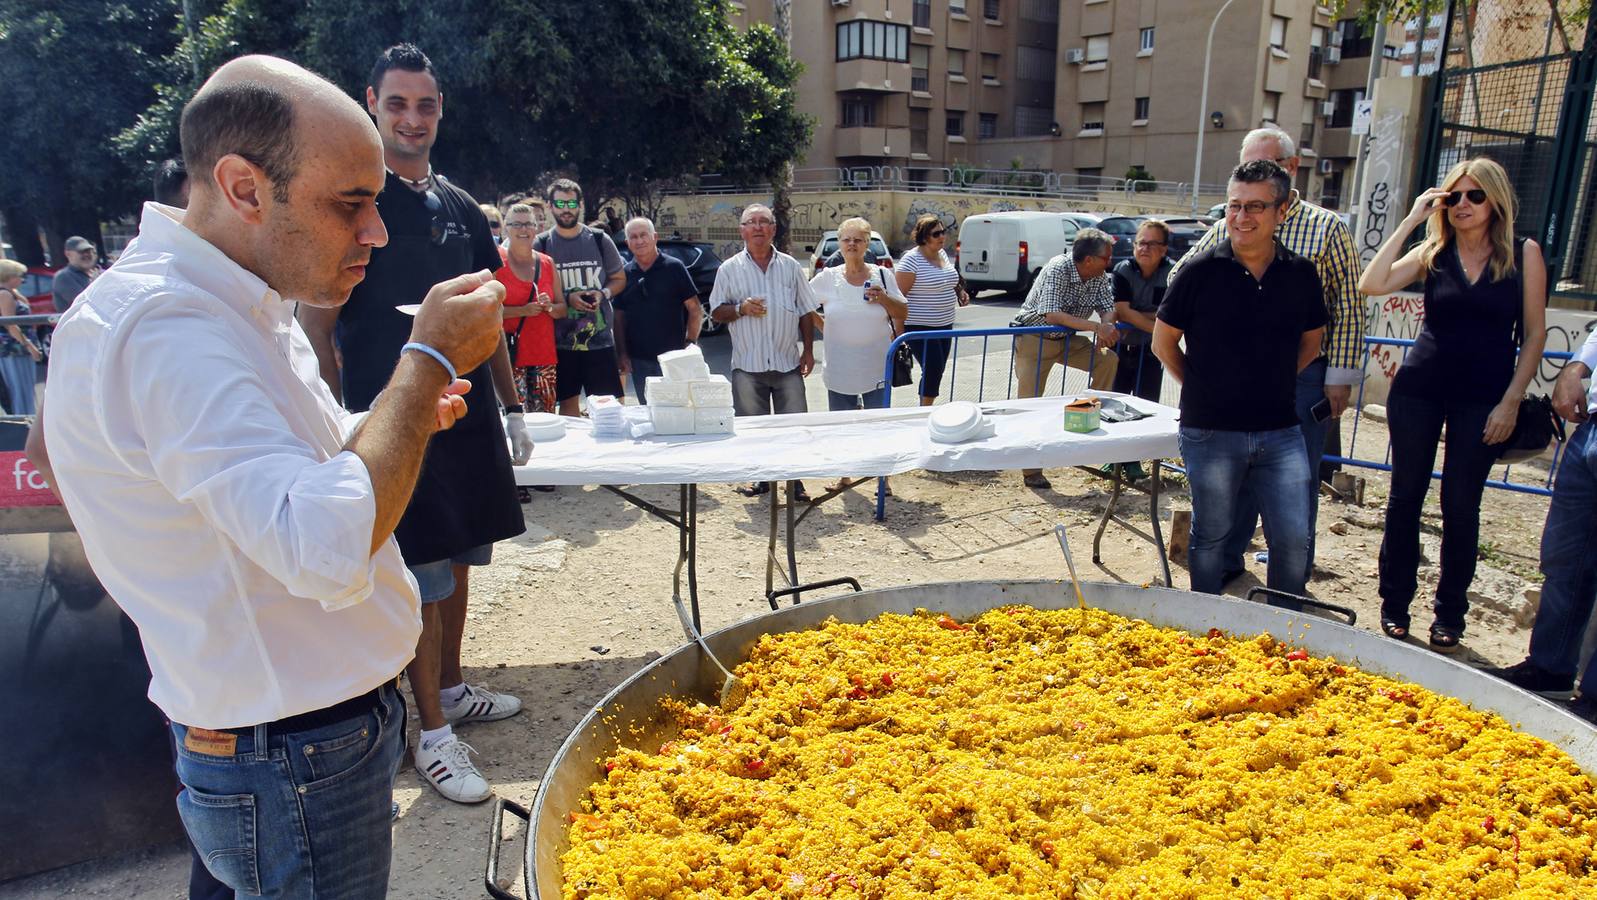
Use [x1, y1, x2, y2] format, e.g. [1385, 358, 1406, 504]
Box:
[562, 606, 1597, 898]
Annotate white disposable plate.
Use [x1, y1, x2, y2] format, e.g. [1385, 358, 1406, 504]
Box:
[396, 304, 421, 316]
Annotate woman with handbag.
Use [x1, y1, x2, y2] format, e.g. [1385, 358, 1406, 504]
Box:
[895, 214, 967, 406]
[1358, 157, 1547, 653]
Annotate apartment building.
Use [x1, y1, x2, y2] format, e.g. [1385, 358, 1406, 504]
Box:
[729, 0, 1399, 209]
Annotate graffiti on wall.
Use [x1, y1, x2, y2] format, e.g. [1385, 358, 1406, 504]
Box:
[1357, 109, 1408, 270]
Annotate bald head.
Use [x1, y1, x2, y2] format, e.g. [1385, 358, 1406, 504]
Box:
[182, 55, 376, 203]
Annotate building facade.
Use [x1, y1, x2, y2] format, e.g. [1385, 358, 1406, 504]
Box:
[730, 0, 1401, 209]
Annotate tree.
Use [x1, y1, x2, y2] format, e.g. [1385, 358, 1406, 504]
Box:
[0, 0, 180, 264]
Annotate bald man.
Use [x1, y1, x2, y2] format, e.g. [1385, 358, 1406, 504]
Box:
[42, 56, 505, 897]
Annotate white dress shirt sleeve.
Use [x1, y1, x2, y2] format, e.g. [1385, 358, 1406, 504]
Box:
[1573, 326, 1597, 374]
[112, 304, 382, 611]
[795, 265, 821, 315]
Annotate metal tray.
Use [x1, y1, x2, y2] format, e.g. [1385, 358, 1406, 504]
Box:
[485, 579, 1597, 900]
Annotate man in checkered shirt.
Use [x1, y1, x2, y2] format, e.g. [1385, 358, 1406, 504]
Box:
[1009, 227, 1119, 489]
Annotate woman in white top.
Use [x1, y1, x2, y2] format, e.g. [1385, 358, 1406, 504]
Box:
[894, 214, 967, 406]
[810, 217, 908, 412]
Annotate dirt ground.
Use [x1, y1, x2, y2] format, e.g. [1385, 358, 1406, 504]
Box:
[1, 412, 1568, 899]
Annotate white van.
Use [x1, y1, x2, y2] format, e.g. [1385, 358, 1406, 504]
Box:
[955, 211, 1082, 295]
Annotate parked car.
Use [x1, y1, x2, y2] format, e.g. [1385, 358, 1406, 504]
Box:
[955, 211, 1084, 296]
[1057, 212, 1103, 230]
[1207, 202, 1227, 219]
[809, 230, 894, 275]
[615, 239, 726, 335]
[1098, 215, 1208, 266]
[21, 265, 57, 309]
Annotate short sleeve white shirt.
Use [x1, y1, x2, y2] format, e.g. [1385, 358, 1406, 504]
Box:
[809, 265, 903, 395]
[708, 249, 819, 373]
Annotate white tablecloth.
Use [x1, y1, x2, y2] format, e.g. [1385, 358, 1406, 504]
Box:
[513, 393, 1179, 486]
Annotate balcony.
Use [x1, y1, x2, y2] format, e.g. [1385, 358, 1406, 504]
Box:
[1319, 126, 1354, 158]
[837, 59, 913, 93]
[835, 126, 913, 158]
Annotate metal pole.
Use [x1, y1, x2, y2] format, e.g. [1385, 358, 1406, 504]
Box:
[1345, 19, 1387, 236]
[1192, 0, 1239, 214]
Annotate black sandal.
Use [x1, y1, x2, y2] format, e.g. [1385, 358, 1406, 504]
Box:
[1380, 619, 1409, 640]
[736, 482, 770, 497]
[1428, 624, 1461, 654]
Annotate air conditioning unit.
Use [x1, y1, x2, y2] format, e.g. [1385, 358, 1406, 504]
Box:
[1064, 48, 1086, 64]
[1321, 100, 1337, 117]
[1326, 46, 1342, 64]
[831, 0, 850, 6]
[1320, 158, 1334, 174]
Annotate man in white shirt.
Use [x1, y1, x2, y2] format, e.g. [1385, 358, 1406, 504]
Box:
[1487, 330, 1597, 724]
[709, 203, 819, 498]
[43, 56, 506, 898]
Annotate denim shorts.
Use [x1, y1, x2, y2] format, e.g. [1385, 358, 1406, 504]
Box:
[408, 543, 494, 604]
[170, 683, 406, 898]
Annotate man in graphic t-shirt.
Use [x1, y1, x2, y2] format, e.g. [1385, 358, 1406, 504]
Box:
[532, 178, 627, 415]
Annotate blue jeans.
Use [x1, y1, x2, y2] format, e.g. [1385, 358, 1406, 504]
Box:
[408, 542, 494, 604]
[170, 683, 407, 898]
[628, 356, 664, 404]
[731, 368, 807, 416]
[827, 386, 888, 411]
[1222, 358, 1327, 578]
[1181, 425, 1313, 597]
[1530, 419, 1597, 694]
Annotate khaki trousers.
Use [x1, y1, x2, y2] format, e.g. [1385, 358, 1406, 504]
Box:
[1014, 333, 1118, 477]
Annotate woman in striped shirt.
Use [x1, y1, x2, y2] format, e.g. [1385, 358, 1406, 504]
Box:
[895, 214, 967, 406]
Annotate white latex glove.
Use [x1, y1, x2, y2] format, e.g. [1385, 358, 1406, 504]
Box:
[506, 412, 533, 465]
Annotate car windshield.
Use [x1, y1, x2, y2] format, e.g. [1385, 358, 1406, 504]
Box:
[660, 245, 701, 266]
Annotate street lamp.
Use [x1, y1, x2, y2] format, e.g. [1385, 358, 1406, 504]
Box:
[1192, 0, 1238, 213]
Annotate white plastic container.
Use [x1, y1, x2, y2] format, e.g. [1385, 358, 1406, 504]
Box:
[927, 401, 996, 443]
[650, 406, 696, 435]
[645, 377, 693, 408]
[658, 346, 712, 382]
[521, 412, 565, 442]
[693, 406, 736, 435]
[688, 374, 733, 408]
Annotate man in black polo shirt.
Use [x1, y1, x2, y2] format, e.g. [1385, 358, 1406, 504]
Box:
[1154, 159, 1326, 599]
[616, 216, 702, 402]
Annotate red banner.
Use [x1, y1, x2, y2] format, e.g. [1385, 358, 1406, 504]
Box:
[0, 452, 61, 508]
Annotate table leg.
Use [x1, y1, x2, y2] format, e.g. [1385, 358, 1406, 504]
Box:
[685, 485, 700, 631]
[785, 481, 799, 596]
[1150, 461, 1171, 587]
[1093, 464, 1124, 564]
[765, 484, 780, 603]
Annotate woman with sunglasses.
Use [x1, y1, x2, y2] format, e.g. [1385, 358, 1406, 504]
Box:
[895, 214, 967, 406]
[1359, 157, 1547, 654]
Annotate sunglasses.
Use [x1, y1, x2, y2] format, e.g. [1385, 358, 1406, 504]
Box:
[928, 228, 946, 238]
[423, 190, 447, 246]
[488, 222, 502, 230]
[1444, 188, 1488, 207]
[552, 199, 580, 209]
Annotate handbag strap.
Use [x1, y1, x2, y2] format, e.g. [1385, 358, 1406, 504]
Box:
[877, 267, 905, 338]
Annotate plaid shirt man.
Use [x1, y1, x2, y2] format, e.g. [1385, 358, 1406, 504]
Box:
[1012, 253, 1115, 335]
[1172, 193, 1363, 386]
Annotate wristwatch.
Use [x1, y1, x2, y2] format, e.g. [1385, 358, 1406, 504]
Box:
[600, 287, 612, 301]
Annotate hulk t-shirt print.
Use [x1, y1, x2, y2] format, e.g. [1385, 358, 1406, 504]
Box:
[534, 226, 625, 352]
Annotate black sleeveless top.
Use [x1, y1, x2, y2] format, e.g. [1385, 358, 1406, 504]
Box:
[1390, 239, 1524, 405]
[336, 173, 524, 565]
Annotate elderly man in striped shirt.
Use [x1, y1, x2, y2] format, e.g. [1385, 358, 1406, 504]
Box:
[709, 204, 821, 498]
[1171, 126, 1364, 588]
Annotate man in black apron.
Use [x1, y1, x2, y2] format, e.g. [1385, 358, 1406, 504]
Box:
[300, 44, 528, 804]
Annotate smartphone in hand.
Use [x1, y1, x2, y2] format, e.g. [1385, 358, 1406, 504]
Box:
[1310, 397, 1333, 423]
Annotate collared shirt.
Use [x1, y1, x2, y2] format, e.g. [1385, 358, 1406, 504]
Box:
[709, 248, 819, 373]
[51, 265, 92, 313]
[1172, 194, 1364, 384]
[1572, 327, 1597, 414]
[1111, 257, 1172, 345]
[1012, 253, 1115, 334]
[1157, 238, 1327, 431]
[44, 203, 421, 729]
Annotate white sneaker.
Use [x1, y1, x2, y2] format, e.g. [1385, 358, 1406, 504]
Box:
[414, 735, 491, 804]
[442, 683, 523, 725]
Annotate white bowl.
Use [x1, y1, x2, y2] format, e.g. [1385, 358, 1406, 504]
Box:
[927, 402, 992, 443]
[522, 412, 565, 442]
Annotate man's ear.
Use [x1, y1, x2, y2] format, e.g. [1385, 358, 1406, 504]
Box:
[437, 91, 444, 121]
[212, 154, 268, 224]
[366, 85, 379, 116]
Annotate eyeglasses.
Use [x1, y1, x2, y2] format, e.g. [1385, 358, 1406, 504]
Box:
[505, 221, 536, 230]
[552, 199, 580, 209]
[1444, 188, 1488, 207]
[1134, 239, 1167, 248]
[1226, 200, 1275, 216]
[423, 189, 447, 246]
[740, 219, 775, 227]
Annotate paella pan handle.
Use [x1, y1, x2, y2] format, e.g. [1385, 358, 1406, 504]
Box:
[484, 797, 531, 900]
[1245, 586, 1357, 626]
[767, 576, 863, 609]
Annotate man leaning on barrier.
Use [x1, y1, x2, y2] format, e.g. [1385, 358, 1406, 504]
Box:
[1010, 227, 1119, 490]
[42, 55, 508, 897]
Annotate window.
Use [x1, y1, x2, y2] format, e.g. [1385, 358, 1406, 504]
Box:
[979, 113, 998, 138]
[1299, 103, 1316, 151]
[1308, 27, 1325, 80]
[984, 0, 1001, 21]
[1338, 19, 1373, 58]
[949, 0, 967, 13]
[841, 95, 878, 128]
[1262, 91, 1280, 124]
[1016, 45, 1053, 81]
[1086, 35, 1110, 63]
[836, 21, 909, 62]
[946, 111, 965, 136]
[911, 109, 929, 154]
[1014, 105, 1053, 136]
[913, 0, 931, 29]
[948, 48, 966, 75]
[911, 45, 930, 92]
[1139, 27, 1155, 53]
[1133, 96, 1150, 121]
[1329, 88, 1361, 128]
[1270, 16, 1288, 50]
[1080, 102, 1105, 133]
[981, 52, 1000, 82]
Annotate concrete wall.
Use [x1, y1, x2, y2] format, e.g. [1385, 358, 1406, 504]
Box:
[642, 188, 1225, 261]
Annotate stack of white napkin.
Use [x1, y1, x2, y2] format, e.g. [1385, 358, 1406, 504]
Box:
[588, 394, 627, 437]
[647, 346, 735, 435]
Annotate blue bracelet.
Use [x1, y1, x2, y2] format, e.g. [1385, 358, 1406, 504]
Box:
[401, 341, 457, 383]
